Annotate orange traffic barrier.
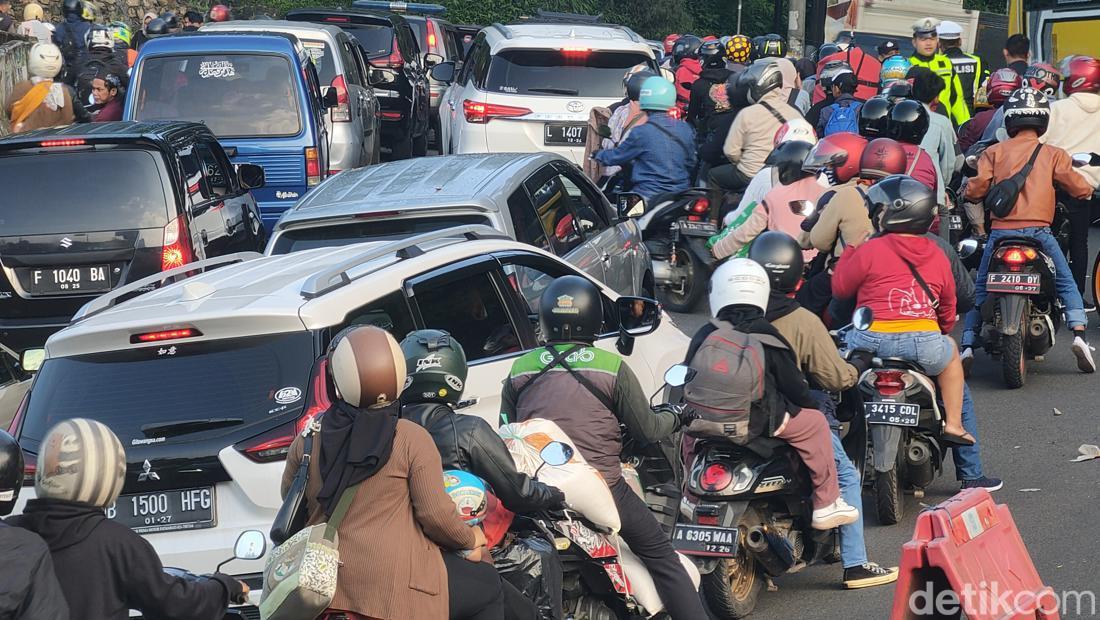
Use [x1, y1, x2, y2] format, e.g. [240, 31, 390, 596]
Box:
[890, 488, 1059, 620]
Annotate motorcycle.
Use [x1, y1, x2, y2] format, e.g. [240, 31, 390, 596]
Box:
[150, 530, 267, 619]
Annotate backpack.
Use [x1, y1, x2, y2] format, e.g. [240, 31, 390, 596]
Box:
[823, 100, 862, 136]
[682, 320, 786, 445]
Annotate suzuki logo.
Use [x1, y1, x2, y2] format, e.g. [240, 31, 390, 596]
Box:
[566, 100, 585, 113]
[59, 237, 73, 248]
[138, 459, 160, 482]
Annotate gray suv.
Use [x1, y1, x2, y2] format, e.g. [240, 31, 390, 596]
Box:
[265, 153, 653, 297]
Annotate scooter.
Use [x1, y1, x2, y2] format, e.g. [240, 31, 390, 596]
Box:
[152, 530, 267, 620]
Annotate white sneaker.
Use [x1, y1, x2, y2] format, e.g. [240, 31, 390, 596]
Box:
[960, 347, 974, 376]
[1072, 335, 1096, 373]
[811, 498, 859, 530]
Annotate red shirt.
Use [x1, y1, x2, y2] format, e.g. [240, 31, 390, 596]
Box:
[675, 59, 702, 111]
[899, 144, 939, 195]
[832, 234, 957, 333]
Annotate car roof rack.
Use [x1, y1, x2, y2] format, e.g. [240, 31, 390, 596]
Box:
[300, 225, 509, 299]
[490, 22, 513, 39]
[72, 252, 262, 323]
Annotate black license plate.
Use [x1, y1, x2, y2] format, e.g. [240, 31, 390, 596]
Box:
[26, 265, 112, 295]
[678, 220, 717, 236]
[865, 402, 920, 427]
[106, 486, 215, 534]
[949, 215, 963, 230]
[986, 272, 1041, 294]
[544, 123, 587, 146]
[671, 524, 738, 557]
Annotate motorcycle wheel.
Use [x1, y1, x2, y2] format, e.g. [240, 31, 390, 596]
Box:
[875, 467, 903, 526]
[568, 595, 618, 620]
[659, 247, 706, 313]
[1001, 312, 1027, 389]
[703, 548, 763, 619]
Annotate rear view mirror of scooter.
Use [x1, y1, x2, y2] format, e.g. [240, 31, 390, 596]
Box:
[956, 238, 979, 259]
[539, 441, 574, 467]
[852, 306, 874, 331]
[663, 364, 696, 387]
[789, 200, 815, 217]
[216, 530, 267, 573]
[1071, 152, 1100, 167]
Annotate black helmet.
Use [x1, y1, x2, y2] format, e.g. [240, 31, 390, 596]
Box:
[672, 35, 702, 63]
[887, 99, 929, 145]
[738, 58, 784, 104]
[62, 0, 83, 17]
[538, 275, 603, 343]
[817, 43, 841, 60]
[624, 69, 656, 101]
[765, 139, 815, 185]
[725, 72, 749, 109]
[699, 39, 725, 68]
[858, 96, 892, 138]
[145, 17, 169, 37]
[884, 80, 912, 103]
[748, 231, 804, 294]
[159, 11, 179, 30]
[804, 44, 819, 63]
[1002, 86, 1050, 137]
[753, 33, 787, 60]
[0, 430, 22, 516]
[400, 329, 467, 405]
[870, 175, 937, 234]
[818, 60, 852, 91]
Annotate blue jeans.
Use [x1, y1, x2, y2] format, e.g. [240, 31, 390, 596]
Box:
[962, 226, 1087, 347]
[846, 330, 955, 376]
[832, 432, 867, 568]
[952, 382, 983, 481]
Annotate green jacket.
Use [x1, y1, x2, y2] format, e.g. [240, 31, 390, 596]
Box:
[910, 52, 972, 127]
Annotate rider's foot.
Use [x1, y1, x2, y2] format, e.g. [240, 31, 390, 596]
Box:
[843, 563, 900, 590]
[1072, 334, 1096, 373]
[941, 426, 976, 446]
[1084, 302, 1097, 313]
[960, 346, 974, 377]
[961, 476, 1003, 492]
[811, 498, 859, 530]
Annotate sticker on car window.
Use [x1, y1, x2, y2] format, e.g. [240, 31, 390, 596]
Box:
[274, 386, 303, 404]
[198, 60, 236, 79]
[302, 42, 327, 63]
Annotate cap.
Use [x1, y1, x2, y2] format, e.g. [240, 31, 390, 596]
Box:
[937, 20, 963, 39]
[912, 17, 940, 38]
[877, 40, 899, 55]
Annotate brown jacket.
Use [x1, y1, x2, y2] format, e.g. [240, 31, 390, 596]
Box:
[965, 133, 1094, 229]
[722, 90, 801, 178]
[771, 305, 859, 392]
[282, 419, 477, 620]
[5, 81, 74, 132]
[799, 181, 873, 258]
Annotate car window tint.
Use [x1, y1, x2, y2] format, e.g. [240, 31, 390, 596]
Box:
[525, 174, 583, 255]
[441, 23, 459, 59]
[179, 146, 211, 206]
[470, 40, 491, 87]
[506, 189, 550, 252]
[414, 271, 520, 362]
[499, 254, 619, 340]
[301, 39, 338, 85]
[196, 143, 229, 198]
[340, 290, 415, 337]
[557, 171, 608, 235]
[485, 50, 652, 98]
[343, 40, 365, 85]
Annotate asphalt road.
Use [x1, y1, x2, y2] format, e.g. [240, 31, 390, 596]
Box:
[665, 230, 1100, 619]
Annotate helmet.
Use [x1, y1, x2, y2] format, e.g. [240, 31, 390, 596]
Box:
[753, 33, 787, 60]
[82, 1, 96, 22]
[725, 34, 752, 64]
[1023, 63, 1061, 97]
[817, 43, 841, 60]
[884, 80, 913, 103]
[773, 118, 817, 147]
[887, 99, 930, 145]
[748, 232, 804, 294]
[859, 138, 908, 180]
[1003, 86, 1051, 137]
[61, 0, 82, 17]
[209, 4, 231, 22]
[709, 258, 770, 316]
[22, 3, 44, 21]
[871, 175, 937, 234]
[145, 17, 170, 37]
[766, 139, 816, 185]
[803, 132, 868, 184]
[1063, 56, 1100, 95]
[400, 329, 467, 405]
[28, 42, 63, 80]
[880, 56, 911, 87]
[818, 60, 852, 90]
[36, 419, 126, 508]
[87, 26, 113, 50]
[0, 430, 22, 516]
[672, 35, 702, 63]
[699, 39, 726, 68]
[160, 11, 179, 30]
[738, 58, 784, 104]
[109, 21, 132, 46]
[663, 33, 681, 55]
[986, 68, 1022, 107]
[328, 325, 406, 408]
[858, 96, 892, 138]
[624, 69, 656, 101]
[638, 76, 676, 111]
[539, 275, 603, 342]
[443, 470, 489, 525]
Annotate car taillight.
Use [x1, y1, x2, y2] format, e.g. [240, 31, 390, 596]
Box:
[131, 328, 202, 343]
[689, 197, 709, 214]
[370, 35, 403, 69]
[462, 99, 532, 124]
[22, 452, 35, 487]
[161, 217, 192, 271]
[700, 462, 733, 492]
[426, 19, 439, 54]
[238, 358, 332, 463]
[697, 514, 719, 525]
[379, 110, 403, 120]
[874, 370, 906, 397]
[305, 147, 321, 186]
[330, 75, 350, 122]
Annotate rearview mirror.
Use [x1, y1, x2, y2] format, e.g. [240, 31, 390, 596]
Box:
[660, 67, 675, 82]
[852, 306, 874, 331]
[956, 238, 979, 259]
[664, 364, 696, 387]
[322, 87, 339, 109]
[1072, 152, 1100, 167]
[539, 441, 574, 467]
[429, 60, 455, 83]
[424, 52, 444, 68]
[20, 348, 44, 373]
[617, 296, 660, 337]
[234, 530, 266, 561]
[789, 200, 815, 217]
[237, 163, 265, 190]
[368, 68, 395, 86]
[617, 192, 646, 218]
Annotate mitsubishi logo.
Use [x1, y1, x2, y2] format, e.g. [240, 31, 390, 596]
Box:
[138, 459, 160, 482]
[59, 237, 73, 248]
[566, 100, 585, 113]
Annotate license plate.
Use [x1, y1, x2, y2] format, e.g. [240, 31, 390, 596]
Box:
[678, 220, 717, 236]
[106, 487, 215, 534]
[671, 524, 738, 557]
[544, 123, 586, 146]
[865, 402, 920, 427]
[949, 215, 963, 230]
[986, 272, 1041, 294]
[26, 265, 111, 295]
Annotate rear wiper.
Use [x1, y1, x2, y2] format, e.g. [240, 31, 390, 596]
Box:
[527, 87, 579, 95]
[141, 418, 243, 438]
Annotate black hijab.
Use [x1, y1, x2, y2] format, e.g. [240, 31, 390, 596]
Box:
[316, 398, 399, 517]
[765, 291, 801, 323]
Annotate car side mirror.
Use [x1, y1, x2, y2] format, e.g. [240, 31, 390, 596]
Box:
[429, 60, 455, 83]
[368, 68, 395, 87]
[617, 296, 661, 337]
[237, 163, 265, 190]
[424, 52, 444, 68]
[322, 87, 339, 109]
[20, 348, 44, 373]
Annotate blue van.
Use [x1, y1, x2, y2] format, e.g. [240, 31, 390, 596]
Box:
[125, 33, 333, 230]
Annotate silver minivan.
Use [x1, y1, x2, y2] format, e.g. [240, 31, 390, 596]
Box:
[202, 20, 382, 172]
[264, 152, 653, 297]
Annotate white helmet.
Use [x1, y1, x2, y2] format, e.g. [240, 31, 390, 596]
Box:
[773, 118, 818, 147]
[708, 258, 770, 317]
[28, 42, 63, 79]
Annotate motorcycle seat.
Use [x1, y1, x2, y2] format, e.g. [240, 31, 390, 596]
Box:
[877, 357, 928, 373]
[744, 436, 790, 459]
[648, 189, 703, 208]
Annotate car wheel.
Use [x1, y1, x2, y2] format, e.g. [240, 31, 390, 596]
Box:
[412, 131, 428, 157]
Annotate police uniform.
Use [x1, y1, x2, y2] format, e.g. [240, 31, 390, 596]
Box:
[908, 17, 971, 127]
[938, 20, 988, 115]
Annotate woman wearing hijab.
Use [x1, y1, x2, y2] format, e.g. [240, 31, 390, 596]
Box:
[281, 325, 503, 620]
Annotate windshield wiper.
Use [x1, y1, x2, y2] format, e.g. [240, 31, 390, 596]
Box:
[141, 418, 243, 438]
[527, 87, 579, 95]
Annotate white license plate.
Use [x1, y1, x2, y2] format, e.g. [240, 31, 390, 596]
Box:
[671, 524, 738, 557]
[105, 486, 215, 534]
[865, 402, 920, 427]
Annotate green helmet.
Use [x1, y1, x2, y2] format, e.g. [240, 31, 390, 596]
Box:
[639, 76, 676, 112]
[400, 329, 468, 405]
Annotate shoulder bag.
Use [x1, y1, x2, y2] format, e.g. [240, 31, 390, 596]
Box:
[985, 144, 1043, 219]
[269, 419, 319, 546]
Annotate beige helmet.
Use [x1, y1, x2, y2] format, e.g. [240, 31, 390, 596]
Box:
[28, 42, 63, 80]
[23, 3, 44, 21]
[328, 325, 406, 408]
[36, 419, 126, 508]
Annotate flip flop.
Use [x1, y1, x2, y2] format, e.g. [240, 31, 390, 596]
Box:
[941, 431, 976, 447]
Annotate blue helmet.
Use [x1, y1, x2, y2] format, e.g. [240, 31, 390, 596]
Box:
[880, 56, 911, 87]
[639, 76, 676, 112]
[443, 470, 489, 526]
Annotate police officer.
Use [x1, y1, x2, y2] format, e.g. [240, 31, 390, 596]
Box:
[937, 20, 988, 115]
[909, 17, 970, 128]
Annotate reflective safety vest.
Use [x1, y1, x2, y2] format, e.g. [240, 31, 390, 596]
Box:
[943, 47, 988, 114]
[910, 53, 971, 128]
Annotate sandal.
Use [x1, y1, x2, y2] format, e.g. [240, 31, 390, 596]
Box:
[940, 431, 976, 447]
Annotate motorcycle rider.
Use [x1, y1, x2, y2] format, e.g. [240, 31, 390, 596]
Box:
[9, 419, 249, 619]
[816, 71, 861, 137]
[719, 119, 818, 227]
[857, 96, 891, 139]
[959, 68, 1020, 154]
[908, 17, 970, 128]
[806, 60, 850, 129]
[687, 39, 731, 127]
[962, 87, 1096, 373]
[887, 99, 942, 196]
[908, 67, 959, 202]
[0, 429, 71, 619]
[672, 35, 703, 115]
[599, 67, 654, 184]
[500, 275, 707, 620]
[52, 0, 91, 85]
[880, 55, 911, 89]
[724, 33, 752, 73]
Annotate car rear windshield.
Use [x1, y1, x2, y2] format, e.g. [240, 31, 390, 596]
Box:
[0, 149, 170, 236]
[18, 332, 316, 451]
[270, 214, 492, 254]
[132, 54, 303, 138]
[301, 40, 338, 84]
[483, 49, 652, 98]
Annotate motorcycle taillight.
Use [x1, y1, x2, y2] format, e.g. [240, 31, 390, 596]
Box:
[874, 370, 906, 396]
[700, 462, 733, 492]
[994, 245, 1037, 272]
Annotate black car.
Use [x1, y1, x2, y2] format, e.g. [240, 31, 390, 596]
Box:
[286, 7, 431, 159]
[0, 121, 267, 353]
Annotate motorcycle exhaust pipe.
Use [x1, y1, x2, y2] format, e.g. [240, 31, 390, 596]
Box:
[745, 526, 796, 577]
[905, 439, 936, 489]
[651, 260, 674, 286]
[1029, 318, 1047, 338]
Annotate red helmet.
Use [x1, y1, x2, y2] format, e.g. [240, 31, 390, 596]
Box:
[1064, 56, 1100, 95]
[209, 4, 230, 21]
[663, 34, 681, 55]
[859, 138, 908, 180]
[1023, 63, 1062, 97]
[986, 68, 1022, 107]
[803, 132, 868, 184]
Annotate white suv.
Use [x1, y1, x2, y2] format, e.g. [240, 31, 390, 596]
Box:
[8, 226, 688, 611]
[435, 20, 658, 164]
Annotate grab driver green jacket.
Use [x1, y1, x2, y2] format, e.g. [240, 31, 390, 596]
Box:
[501, 343, 678, 484]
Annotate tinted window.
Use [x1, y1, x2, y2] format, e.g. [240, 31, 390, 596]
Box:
[269, 214, 492, 254]
[0, 150, 170, 236]
[339, 290, 415, 338]
[301, 39, 338, 84]
[408, 18, 427, 54]
[525, 173, 583, 255]
[414, 271, 520, 362]
[132, 54, 303, 138]
[196, 143, 230, 198]
[557, 170, 609, 235]
[468, 40, 490, 86]
[485, 50, 651, 98]
[342, 24, 394, 57]
[507, 190, 550, 252]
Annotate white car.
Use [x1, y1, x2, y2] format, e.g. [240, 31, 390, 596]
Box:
[434, 20, 658, 165]
[9, 226, 688, 613]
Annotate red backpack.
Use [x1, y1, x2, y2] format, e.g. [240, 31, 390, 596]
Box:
[813, 47, 883, 103]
